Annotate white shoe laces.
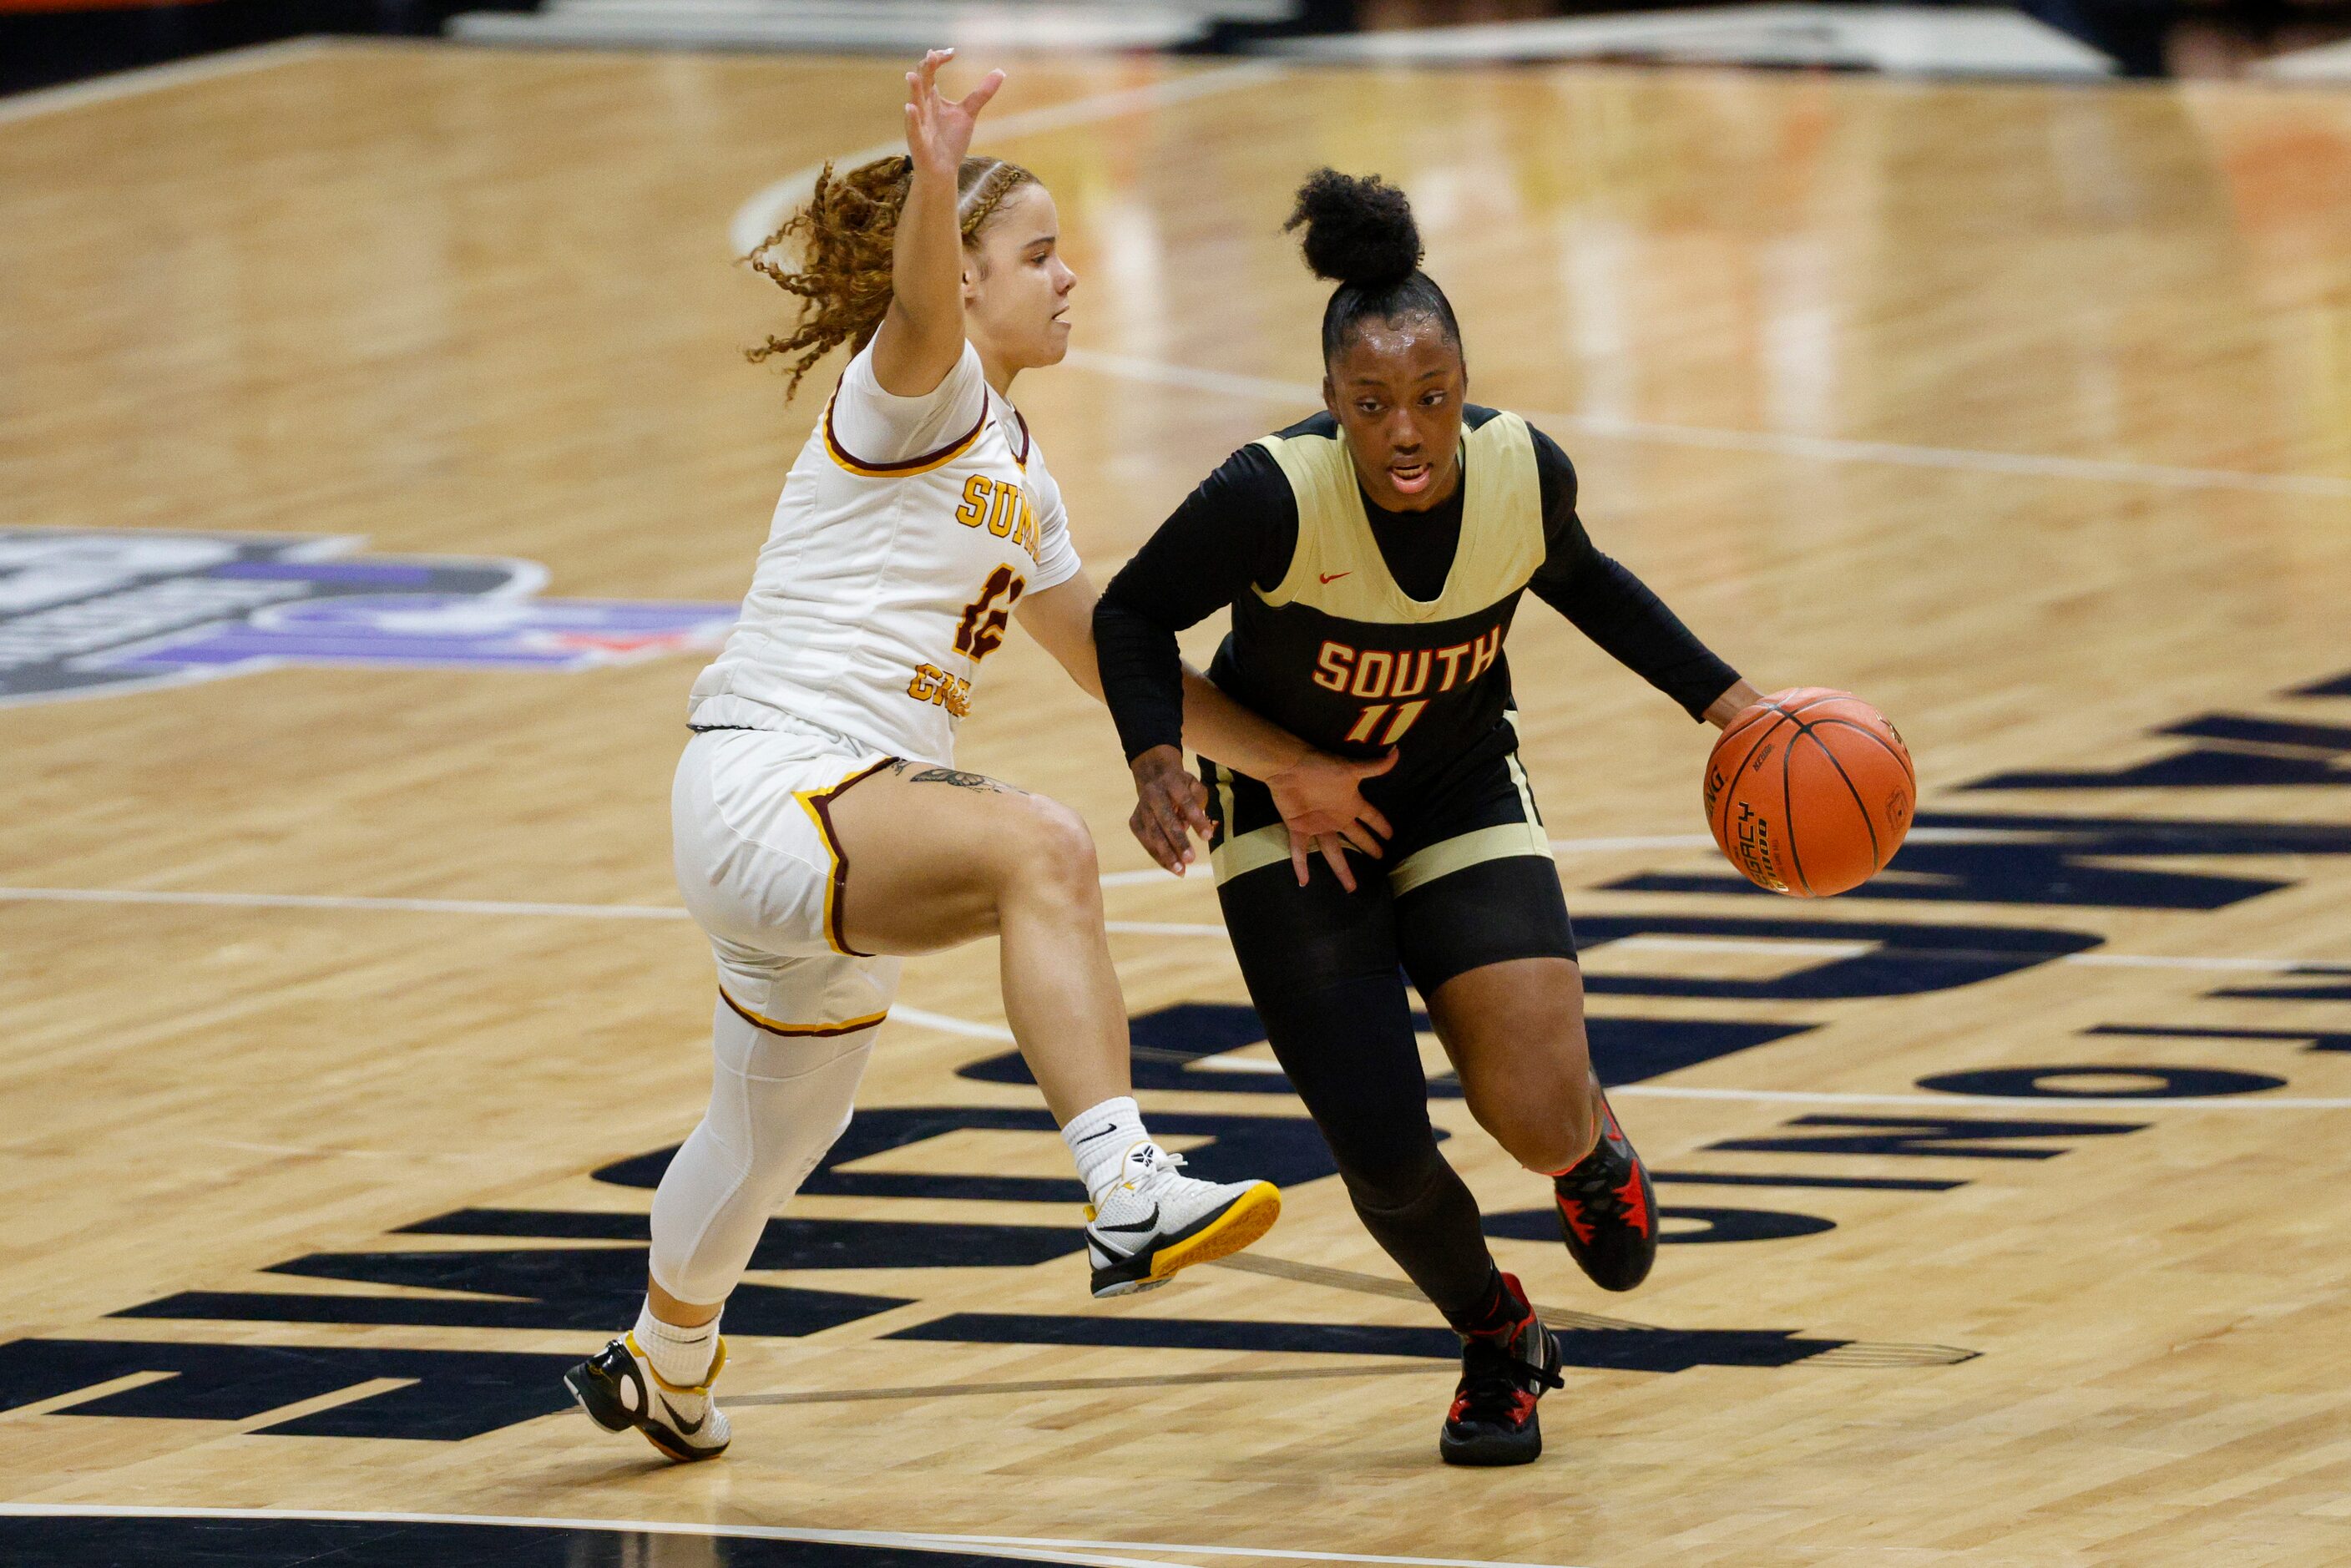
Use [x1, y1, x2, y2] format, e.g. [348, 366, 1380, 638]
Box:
[1129, 1148, 1191, 1193]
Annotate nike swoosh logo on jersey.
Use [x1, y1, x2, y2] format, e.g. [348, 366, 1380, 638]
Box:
[1092, 1206, 1161, 1235]
[660, 1397, 707, 1436]
[1319, 571, 1351, 584]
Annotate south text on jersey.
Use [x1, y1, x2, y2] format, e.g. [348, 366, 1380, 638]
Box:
[953, 476, 1045, 566]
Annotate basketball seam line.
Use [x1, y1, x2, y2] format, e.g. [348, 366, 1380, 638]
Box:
[1797, 717, 1883, 873]
[1710, 711, 1789, 857]
[1780, 731, 1813, 894]
[1807, 716, 1915, 784]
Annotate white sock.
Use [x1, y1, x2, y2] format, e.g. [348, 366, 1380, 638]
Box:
[633, 1298, 720, 1388]
[1062, 1095, 1150, 1206]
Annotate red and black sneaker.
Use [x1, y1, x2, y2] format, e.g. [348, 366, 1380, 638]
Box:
[1553, 1084, 1657, 1292]
[1440, 1272, 1565, 1467]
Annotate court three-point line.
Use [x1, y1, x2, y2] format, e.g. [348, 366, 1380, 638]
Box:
[1061, 347, 2351, 500]
[722, 96, 2351, 502]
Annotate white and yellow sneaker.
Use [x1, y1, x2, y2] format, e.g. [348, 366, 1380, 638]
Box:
[564, 1333, 731, 1463]
[1084, 1143, 1282, 1297]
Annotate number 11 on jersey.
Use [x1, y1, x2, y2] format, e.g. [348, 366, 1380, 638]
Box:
[1342, 700, 1428, 746]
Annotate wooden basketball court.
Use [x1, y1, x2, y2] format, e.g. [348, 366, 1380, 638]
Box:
[3, 38, 2349, 1566]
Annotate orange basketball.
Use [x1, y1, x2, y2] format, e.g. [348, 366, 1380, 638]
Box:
[1703, 687, 1915, 897]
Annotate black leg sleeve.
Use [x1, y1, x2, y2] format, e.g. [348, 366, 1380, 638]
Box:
[1216, 859, 1500, 1326]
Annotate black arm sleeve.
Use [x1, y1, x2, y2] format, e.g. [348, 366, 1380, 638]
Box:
[1523, 426, 1741, 721]
[1093, 443, 1299, 761]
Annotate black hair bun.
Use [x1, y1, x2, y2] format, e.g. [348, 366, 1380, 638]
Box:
[1285, 168, 1422, 291]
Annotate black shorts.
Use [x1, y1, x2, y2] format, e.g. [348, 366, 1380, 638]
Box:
[1201, 736, 1576, 998]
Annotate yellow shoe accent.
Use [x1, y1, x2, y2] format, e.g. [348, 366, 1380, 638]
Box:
[625, 1332, 727, 1396]
[619, 1333, 730, 1464]
[1147, 1181, 1282, 1283]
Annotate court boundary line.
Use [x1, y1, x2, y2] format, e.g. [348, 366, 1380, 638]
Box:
[731, 112, 2351, 499]
[0, 885, 688, 920]
[7, 882, 2349, 1108]
[4, 882, 2340, 974]
[13, 43, 2342, 503]
[0, 1505, 1591, 1568]
[3, 883, 2341, 986]
[0, 36, 335, 128]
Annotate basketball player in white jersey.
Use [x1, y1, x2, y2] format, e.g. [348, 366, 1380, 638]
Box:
[564, 53, 1393, 1463]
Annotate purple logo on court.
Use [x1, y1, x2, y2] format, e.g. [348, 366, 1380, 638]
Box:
[0, 529, 737, 706]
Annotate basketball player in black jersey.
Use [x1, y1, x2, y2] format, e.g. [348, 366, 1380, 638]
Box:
[1094, 169, 1765, 1466]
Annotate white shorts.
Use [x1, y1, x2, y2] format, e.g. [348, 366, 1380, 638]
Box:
[672, 724, 903, 1036]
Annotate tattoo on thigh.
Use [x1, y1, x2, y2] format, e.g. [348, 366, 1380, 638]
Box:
[890, 761, 1021, 793]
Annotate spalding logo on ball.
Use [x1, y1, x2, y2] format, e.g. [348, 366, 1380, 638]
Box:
[1703, 687, 1914, 897]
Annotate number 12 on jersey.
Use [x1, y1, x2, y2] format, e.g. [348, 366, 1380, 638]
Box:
[956, 564, 1026, 660]
[1343, 700, 1428, 745]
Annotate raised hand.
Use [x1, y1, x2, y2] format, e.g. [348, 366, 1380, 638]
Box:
[904, 48, 1004, 180]
[1267, 748, 1397, 893]
[874, 50, 1003, 395]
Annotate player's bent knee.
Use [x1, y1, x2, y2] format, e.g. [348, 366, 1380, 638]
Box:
[1472, 1078, 1596, 1175]
[998, 794, 1100, 902]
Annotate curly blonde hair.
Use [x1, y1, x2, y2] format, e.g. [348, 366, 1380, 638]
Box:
[746, 154, 1038, 401]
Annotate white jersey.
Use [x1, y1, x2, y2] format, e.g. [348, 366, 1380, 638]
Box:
[688, 339, 1082, 763]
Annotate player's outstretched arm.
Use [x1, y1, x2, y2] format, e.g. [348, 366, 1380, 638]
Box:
[869, 49, 1003, 397]
[1019, 574, 1391, 884]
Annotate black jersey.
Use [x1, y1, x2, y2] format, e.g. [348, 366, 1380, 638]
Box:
[1095, 405, 1737, 804]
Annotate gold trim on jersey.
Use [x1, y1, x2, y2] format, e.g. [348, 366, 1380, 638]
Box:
[1210, 712, 1553, 893]
[794, 756, 896, 957]
[1251, 411, 1545, 624]
[1208, 763, 1288, 884]
[822, 386, 989, 479]
[1385, 820, 1552, 897]
[1211, 824, 1294, 885]
[1007, 404, 1032, 471]
[1385, 709, 1552, 894]
[1211, 812, 1548, 893]
[1387, 706, 1553, 893]
[719, 989, 889, 1039]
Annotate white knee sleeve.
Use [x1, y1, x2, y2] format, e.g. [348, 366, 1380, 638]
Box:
[647, 999, 875, 1305]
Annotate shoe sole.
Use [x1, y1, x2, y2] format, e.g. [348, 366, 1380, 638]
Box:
[1439, 1430, 1543, 1466]
[564, 1363, 728, 1464]
[640, 1427, 726, 1464]
[1094, 1181, 1282, 1298]
[1150, 1181, 1281, 1282]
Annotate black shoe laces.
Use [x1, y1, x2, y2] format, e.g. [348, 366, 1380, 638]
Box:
[1559, 1137, 1631, 1210]
[1456, 1334, 1565, 1422]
